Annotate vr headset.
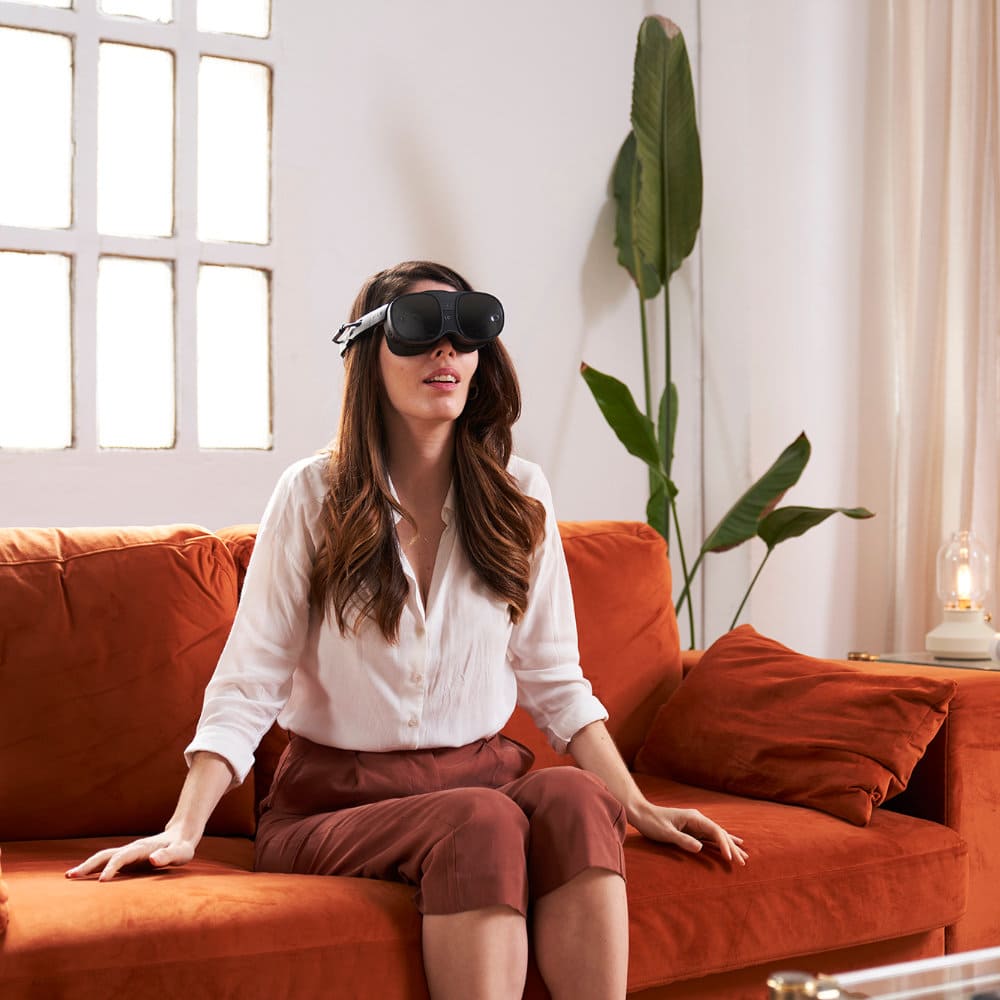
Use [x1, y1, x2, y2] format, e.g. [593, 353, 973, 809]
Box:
[333, 289, 504, 357]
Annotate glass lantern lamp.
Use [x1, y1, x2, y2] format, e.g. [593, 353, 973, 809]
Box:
[925, 530, 995, 659]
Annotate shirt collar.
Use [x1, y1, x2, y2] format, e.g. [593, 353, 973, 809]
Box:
[441, 482, 455, 527]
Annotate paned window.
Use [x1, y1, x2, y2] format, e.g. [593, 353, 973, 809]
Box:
[0, 0, 273, 451]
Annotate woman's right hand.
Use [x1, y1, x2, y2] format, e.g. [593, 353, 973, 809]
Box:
[65, 752, 233, 882]
[66, 828, 199, 882]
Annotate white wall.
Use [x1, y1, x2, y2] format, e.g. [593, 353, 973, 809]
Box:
[2, 1, 892, 659]
[699, 0, 885, 658]
[1, 0, 699, 541]
[273, 0, 703, 556]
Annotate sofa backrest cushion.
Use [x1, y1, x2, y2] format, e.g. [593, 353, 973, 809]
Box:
[503, 520, 682, 768]
[214, 523, 257, 595]
[0, 526, 255, 840]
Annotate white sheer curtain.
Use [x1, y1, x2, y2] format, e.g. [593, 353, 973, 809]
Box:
[864, 0, 1000, 650]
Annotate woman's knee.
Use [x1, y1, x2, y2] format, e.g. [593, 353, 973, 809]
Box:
[512, 768, 626, 902]
[442, 786, 531, 847]
[419, 789, 531, 915]
[522, 767, 624, 827]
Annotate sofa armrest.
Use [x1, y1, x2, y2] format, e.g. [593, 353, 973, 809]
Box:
[673, 650, 999, 951]
[680, 649, 703, 676]
[847, 659, 1000, 953]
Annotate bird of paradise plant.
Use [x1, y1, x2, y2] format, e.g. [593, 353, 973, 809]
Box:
[581, 16, 873, 646]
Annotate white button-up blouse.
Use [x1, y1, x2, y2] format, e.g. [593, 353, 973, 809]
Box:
[185, 453, 608, 787]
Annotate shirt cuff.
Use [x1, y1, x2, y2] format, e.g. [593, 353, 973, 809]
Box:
[184, 728, 253, 790]
[545, 696, 609, 755]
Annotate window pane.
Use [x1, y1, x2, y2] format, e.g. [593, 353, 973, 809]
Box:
[98, 44, 174, 238]
[0, 28, 72, 229]
[97, 258, 174, 448]
[198, 0, 269, 38]
[0, 252, 72, 449]
[197, 265, 271, 449]
[100, 0, 171, 22]
[198, 57, 270, 244]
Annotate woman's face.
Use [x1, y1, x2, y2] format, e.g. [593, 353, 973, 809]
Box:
[378, 279, 480, 430]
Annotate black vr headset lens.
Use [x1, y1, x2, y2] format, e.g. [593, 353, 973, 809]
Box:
[334, 290, 504, 357]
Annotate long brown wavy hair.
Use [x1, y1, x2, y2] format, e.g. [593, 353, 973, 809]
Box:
[310, 260, 546, 642]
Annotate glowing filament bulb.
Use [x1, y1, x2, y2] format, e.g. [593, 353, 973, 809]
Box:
[956, 564, 973, 609]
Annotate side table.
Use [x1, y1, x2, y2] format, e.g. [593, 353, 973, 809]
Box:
[848, 651, 1000, 672]
[768, 943, 1000, 998]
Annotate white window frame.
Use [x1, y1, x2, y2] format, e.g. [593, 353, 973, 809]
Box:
[0, 0, 275, 453]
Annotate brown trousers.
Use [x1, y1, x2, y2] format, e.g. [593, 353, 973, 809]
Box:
[254, 733, 626, 915]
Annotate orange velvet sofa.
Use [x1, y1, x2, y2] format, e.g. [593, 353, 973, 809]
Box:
[1, 520, 997, 999]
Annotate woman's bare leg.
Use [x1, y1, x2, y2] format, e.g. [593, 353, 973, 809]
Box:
[532, 868, 628, 1000]
[422, 905, 528, 1000]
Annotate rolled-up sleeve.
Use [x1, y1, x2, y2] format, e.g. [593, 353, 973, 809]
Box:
[184, 457, 321, 787]
[507, 462, 608, 753]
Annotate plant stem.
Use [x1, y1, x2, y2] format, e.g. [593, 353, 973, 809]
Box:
[639, 291, 652, 420]
[661, 46, 673, 480]
[669, 495, 696, 648]
[674, 549, 703, 616]
[663, 299, 672, 474]
[729, 547, 773, 631]
[662, 269, 673, 548]
[638, 292, 658, 510]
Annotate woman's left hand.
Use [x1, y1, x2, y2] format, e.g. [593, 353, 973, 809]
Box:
[566, 722, 748, 867]
[631, 802, 748, 866]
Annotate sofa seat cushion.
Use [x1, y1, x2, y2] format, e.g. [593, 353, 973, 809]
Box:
[624, 775, 968, 992]
[0, 837, 428, 1000]
[2, 781, 968, 1000]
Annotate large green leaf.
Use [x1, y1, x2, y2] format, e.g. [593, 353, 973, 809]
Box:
[631, 16, 702, 285]
[646, 479, 668, 538]
[612, 133, 661, 298]
[646, 472, 679, 539]
[658, 381, 678, 472]
[701, 433, 811, 553]
[758, 505, 875, 549]
[581, 363, 663, 473]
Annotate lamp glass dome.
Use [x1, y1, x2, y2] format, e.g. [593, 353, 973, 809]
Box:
[936, 530, 991, 610]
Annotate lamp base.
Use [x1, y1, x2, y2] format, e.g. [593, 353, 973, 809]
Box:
[925, 608, 996, 660]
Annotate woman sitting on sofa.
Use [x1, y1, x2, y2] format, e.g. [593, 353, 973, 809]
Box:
[68, 260, 747, 1000]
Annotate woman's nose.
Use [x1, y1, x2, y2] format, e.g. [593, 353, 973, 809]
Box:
[431, 336, 457, 356]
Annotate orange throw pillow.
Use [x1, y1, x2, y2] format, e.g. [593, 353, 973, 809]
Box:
[634, 625, 957, 825]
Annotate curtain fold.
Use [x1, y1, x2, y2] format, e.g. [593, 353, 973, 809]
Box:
[873, 0, 1000, 649]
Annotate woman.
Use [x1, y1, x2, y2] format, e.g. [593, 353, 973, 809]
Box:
[68, 261, 747, 1000]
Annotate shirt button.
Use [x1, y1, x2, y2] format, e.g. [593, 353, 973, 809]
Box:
[412, 672, 424, 685]
[407, 717, 419, 728]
